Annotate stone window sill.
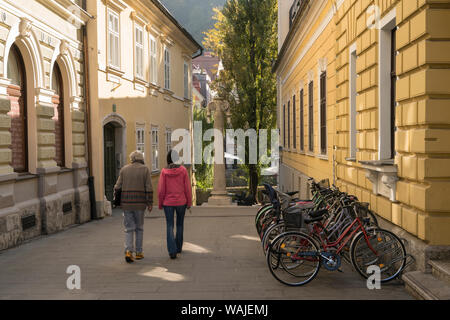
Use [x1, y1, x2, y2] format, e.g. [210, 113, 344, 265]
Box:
[106, 66, 125, 77]
[317, 154, 329, 161]
[16, 173, 38, 181]
[360, 159, 398, 202]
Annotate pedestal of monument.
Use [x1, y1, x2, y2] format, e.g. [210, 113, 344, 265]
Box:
[208, 191, 232, 206]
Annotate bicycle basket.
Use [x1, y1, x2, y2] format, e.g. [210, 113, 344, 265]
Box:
[283, 207, 304, 229]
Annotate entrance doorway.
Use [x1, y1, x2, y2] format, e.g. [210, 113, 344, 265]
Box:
[104, 123, 116, 202]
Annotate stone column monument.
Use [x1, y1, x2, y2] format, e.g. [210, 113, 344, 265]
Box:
[207, 98, 232, 206]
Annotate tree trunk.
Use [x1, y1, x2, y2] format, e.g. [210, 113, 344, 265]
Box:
[248, 164, 259, 204]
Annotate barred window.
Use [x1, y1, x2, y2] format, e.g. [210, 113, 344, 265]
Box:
[136, 126, 145, 155]
[151, 127, 159, 171]
[166, 128, 172, 154]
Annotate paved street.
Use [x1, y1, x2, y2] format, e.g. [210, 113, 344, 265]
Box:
[0, 207, 412, 300]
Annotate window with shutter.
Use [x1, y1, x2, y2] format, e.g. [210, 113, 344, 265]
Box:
[293, 95, 296, 149]
[300, 89, 304, 151]
[309, 81, 314, 152]
[108, 9, 120, 69]
[135, 25, 144, 79]
[320, 72, 327, 155]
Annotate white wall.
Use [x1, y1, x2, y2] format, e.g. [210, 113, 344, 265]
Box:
[278, 0, 295, 51]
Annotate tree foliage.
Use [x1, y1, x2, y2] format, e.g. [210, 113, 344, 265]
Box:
[193, 107, 214, 191]
[203, 0, 278, 199]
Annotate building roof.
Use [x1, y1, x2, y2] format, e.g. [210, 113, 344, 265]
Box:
[193, 52, 221, 81]
[272, 0, 310, 73]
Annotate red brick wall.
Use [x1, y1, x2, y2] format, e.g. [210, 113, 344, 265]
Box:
[7, 84, 27, 173]
[52, 95, 65, 168]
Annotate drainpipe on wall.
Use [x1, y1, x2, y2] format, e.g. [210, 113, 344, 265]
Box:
[82, 24, 98, 220]
[333, 145, 337, 186]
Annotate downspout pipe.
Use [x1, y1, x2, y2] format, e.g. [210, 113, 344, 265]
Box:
[82, 23, 98, 220]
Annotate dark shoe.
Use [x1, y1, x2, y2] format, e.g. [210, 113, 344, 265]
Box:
[170, 254, 177, 259]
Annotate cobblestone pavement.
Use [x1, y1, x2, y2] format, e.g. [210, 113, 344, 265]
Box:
[0, 207, 413, 300]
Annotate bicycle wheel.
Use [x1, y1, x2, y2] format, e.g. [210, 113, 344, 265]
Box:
[267, 231, 321, 286]
[255, 204, 272, 225]
[256, 206, 274, 235]
[262, 221, 285, 255]
[350, 228, 406, 283]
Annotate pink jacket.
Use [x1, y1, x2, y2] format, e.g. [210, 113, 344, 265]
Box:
[158, 165, 192, 209]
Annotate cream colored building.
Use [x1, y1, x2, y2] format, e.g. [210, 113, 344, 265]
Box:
[86, 0, 202, 214]
[0, 0, 91, 250]
[275, 0, 450, 271]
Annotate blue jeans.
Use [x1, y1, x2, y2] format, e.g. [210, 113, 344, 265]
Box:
[163, 205, 187, 255]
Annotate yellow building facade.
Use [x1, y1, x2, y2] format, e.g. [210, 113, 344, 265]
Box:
[86, 0, 202, 215]
[275, 0, 450, 270]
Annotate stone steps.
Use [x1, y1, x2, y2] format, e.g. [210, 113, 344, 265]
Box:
[429, 260, 450, 285]
[402, 260, 450, 300]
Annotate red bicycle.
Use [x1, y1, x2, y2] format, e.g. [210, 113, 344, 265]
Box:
[267, 208, 408, 286]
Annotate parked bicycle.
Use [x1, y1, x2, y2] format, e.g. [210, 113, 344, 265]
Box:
[257, 180, 413, 287]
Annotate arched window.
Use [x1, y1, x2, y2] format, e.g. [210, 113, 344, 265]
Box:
[52, 63, 65, 168]
[7, 44, 28, 173]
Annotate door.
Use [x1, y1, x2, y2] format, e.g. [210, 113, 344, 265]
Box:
[104, 123, 116, 202]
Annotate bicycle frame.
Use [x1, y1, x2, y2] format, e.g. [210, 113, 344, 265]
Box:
[291, 217, 379, 263]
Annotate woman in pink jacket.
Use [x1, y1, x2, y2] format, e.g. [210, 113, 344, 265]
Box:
[158, 150, 192, 259]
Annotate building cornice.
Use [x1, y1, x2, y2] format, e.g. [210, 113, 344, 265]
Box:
[273, 0, 343, 76]
[101, 0, 127, 12]
[130, 10, 149, 26]
[35, 0, 92, 25]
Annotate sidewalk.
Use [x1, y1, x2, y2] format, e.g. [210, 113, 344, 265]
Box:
[0, 207, 412, 300]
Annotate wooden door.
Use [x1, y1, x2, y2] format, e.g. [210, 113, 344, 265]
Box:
[104, 124, 116, 202]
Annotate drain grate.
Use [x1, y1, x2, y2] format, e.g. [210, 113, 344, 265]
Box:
[63, 202, 73, 215]
[21, 214, 36, 231]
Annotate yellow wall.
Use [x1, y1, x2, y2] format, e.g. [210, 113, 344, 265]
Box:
[277, 0, 450, 245]
[87, 0, 199, 209]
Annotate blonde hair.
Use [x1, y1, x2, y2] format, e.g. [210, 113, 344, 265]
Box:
[130, 150, 144, 163]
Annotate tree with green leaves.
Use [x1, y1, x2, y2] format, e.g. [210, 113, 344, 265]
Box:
[203, 0, 278, 201]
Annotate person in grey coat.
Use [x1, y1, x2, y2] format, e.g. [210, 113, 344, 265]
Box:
[114, 151, 153, 263]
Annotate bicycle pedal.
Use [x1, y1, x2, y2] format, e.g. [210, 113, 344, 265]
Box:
[337, 268, 344, 273]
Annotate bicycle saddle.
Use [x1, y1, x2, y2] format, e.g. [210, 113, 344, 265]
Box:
[309, 209, 328, 218]
[304, 209, 328, 224]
